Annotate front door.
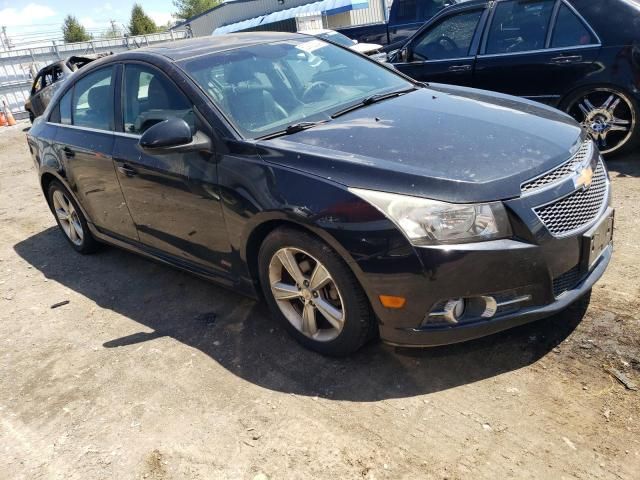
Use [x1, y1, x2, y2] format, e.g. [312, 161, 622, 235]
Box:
[52, 65, 139, 240]
[393, 7, 486, 85]
[112, 62, 231, 275]
[473, 0, 600, 106]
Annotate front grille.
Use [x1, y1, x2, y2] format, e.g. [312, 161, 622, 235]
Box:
[533, 160, 608, 236]
[521, 140, 593, 193]
[552, 265, 582, 297]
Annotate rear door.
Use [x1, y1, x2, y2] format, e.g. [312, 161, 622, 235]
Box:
[112, 62, 229, 274]
[393, 6, 487, 85]
[473, 0, 601, 106]
[51, 65, 139, 240]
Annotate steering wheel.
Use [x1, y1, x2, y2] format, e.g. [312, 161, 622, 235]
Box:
[301, 81, 330, 103]
[438, 35, 459, 52]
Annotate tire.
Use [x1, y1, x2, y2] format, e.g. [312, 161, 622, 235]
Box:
[561, 86, 639, 157]
[47, 180, 99, 254]
[29, 111, 35, 124]
[258, 227, 376, 356]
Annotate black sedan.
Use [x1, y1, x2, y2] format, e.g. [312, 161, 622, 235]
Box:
[390, 0, 640, 156]
[27, 33, 613, 355]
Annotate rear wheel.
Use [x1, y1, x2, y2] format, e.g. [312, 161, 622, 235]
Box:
[563, 87, 638, 157]
[47, 180, 98, 254]
[258, 227, 376, 356]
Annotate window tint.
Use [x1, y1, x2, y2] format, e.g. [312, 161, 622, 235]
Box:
[60, 89, 72, 125]
[72, 67, 114, 131]
[123, 64, 194, 135]
[395, 0, 419, 23]
[412, 10, 483, 61]
[486, 0, 555, 54]
[551, 3, 595, 48]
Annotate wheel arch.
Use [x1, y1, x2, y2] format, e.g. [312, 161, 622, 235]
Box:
[243, 216, 374, 304]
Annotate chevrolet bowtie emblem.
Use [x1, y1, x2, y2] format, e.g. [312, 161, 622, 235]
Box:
[574, 164, 594, 190]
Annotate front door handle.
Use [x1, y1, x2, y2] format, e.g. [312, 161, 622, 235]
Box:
[448, 64, 472, 72]
[551, 55, 582, 64]
[62, 146, 75, 158]
[117, 164, 138, 177]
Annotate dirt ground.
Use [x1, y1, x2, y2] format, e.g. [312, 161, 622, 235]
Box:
[0, 120, 638, 480]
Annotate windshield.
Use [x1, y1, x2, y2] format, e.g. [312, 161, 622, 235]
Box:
[315, 31, 356, 48]
[181, 39, 412, 139]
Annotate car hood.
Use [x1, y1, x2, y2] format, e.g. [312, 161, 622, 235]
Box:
[257, 84, 584, 203]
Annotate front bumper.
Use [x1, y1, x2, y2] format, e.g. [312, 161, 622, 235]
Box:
[378, 243, 611, 347]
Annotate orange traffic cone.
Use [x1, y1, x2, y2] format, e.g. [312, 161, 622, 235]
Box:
[0, 110, 7, 127]
[2, 101, 16, 126]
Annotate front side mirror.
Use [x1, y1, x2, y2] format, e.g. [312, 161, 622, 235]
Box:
[138, 117, 211, 155]
[398, 47, 409, 63]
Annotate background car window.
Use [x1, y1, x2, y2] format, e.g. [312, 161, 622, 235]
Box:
[550, 3, 595, 48]
[123, 64, 194, 135]
[32, 75, 43, 93]
[394, 0, 419, 23]
[485, 0, 555, 54]
[412, 10, 483, 61]
[72, 67, 114, 131]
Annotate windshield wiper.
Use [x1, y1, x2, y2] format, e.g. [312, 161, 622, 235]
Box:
[257, 121, 325, 140]
[331, 87, 419, 119]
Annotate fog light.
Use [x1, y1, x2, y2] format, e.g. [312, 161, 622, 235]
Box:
[443, 298, 465, 323]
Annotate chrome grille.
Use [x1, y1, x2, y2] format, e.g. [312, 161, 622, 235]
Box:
[534, 160, 608, 236]
[552, 265, 582, 297]
[521, 140, 593, 193]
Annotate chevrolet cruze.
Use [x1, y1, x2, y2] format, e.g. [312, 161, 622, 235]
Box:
[26, 33, 613, 355]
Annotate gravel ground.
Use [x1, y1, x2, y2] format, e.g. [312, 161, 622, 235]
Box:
[1, 120, 639, 479]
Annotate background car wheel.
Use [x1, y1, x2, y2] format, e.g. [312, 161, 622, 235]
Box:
[562, 86, 639, 157]
[258, 227, 376, 356]
[47, 180, 99, 254]
[29, 111, 35, 124]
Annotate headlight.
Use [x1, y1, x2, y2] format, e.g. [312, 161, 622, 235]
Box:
[349, 188, 512, 245]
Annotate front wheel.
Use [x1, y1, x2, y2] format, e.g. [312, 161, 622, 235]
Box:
[47, 180, 99, 254]
[258, 227, 376, 356]
[563, 87, 639, 157]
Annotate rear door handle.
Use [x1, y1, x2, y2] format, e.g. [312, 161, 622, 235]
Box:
[63, 146, 75, 158]
[117, 164, 138, 177]
[551, 55, 582, 64]
[448, 64, 472, 72]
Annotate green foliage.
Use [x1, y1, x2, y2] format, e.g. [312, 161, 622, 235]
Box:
[62, 15, 91, 43]
[129, 4, 160, 35]
[173, 0, 220, 21]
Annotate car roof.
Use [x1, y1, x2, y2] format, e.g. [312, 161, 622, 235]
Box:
[135, 32, 301, 61]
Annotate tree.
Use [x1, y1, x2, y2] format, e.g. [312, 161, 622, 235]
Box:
[129, 4, 159, 35]
[62, 15, 91, 43]
[173, 0, 220, 21]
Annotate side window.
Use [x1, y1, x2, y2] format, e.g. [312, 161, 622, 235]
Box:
[49, 90, 72, 124]
[60, 89, 72, 125]
[123, 64, 194, 135]
[412, 10, 484, 61]
[33, 75, 44, 93]
[485, 0, 555, 55]
[551, 3, 596, 48]
[72, 67, 115, 131]
[394, 0, 419, 24]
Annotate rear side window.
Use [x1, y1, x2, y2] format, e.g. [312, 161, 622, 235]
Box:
[485, 0, 555, 54]
[412, 10, 484, 61]
[394, 0, 419, 23]
[72, 67, 114, 131]
[49, 89, 72, 124]
[551, 3, 596, 48]
[122, 64, 194, 135]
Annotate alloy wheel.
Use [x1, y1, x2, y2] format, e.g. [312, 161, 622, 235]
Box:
[268, 247, 345, 342]
[52, 189, 84, 246]
[567, 89, 636, 155]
